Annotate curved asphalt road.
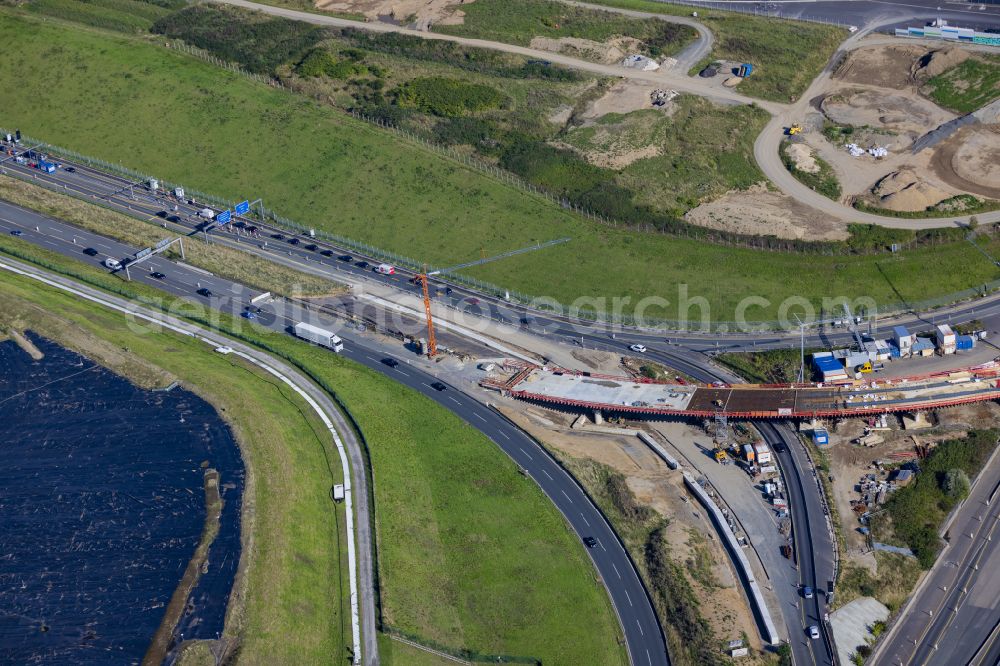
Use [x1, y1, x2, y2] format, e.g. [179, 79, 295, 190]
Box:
[0, 203, 670, 666]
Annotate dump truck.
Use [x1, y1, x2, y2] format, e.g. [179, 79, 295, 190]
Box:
[293, 321, 344, 352]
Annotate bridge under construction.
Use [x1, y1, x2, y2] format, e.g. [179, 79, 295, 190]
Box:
[482, 361, 1000, 419]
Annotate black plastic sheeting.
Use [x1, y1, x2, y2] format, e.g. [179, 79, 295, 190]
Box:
[0, 333, 244, 665]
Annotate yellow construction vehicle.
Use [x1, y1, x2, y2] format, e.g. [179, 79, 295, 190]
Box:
[788, 124, 803, 136]
[714, 449, 730, 464]
[855, 361, 873, 374]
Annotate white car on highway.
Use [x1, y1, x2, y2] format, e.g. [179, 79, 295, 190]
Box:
[103, 257, 123, 270]
[629, 344, 647, 353]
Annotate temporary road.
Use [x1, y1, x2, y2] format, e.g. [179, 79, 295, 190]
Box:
[0, 205, 670, 666]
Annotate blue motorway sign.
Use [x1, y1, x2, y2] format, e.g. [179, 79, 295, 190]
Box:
[216, 209, 232, 225]
[235, 200, 250, 216]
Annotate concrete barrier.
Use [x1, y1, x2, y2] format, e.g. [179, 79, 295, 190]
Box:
[637, 431, 679, 470]
[683, 471, 780, 646]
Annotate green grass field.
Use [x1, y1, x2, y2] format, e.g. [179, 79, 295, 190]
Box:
[924, 55, 1000, 114]
[0, 231, 627, 665]
[0, 267, 351, 664]
[584, 0, 846, 102]
[3, 10, 1000, 325]
[437, 0, 696, 58]
[25, 0, 180, 33]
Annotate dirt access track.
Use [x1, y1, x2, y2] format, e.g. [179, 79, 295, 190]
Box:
[211, 0, 1000, 231]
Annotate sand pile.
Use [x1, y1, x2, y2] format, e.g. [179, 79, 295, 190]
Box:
[529, 36, 643, 65]
[871, 168, 950, 211]
[834, 44, 927, 89]
[315, 0, 469, 28]
[787, 143, 820, 173]
[911, 47, 969, 83]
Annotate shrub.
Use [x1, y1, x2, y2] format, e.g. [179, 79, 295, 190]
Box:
[941, 468, 971, 501]
[296, 48, 372, 79]
[395, 77, 507, 116]
[151, 5, 330, 74]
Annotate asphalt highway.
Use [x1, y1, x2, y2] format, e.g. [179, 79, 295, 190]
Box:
[0, 201, 670, 666]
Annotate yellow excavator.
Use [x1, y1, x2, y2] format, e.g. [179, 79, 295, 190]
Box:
[788, 124, 803, 136]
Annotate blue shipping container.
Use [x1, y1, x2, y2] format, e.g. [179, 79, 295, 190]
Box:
[813, 429, 829, 446]
[956, 335, 974, 350]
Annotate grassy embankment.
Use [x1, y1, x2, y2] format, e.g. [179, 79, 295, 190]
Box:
[780, 141, 842, 201]
[0, 231, 627, 665]
[437, 0, 697, 59]
[0, 176, 342, 297]
[5, 10, 1000, 323]
[0, 263, 352, 664]
[585, 0, 846, 101]
[924, 54, 1000, 114]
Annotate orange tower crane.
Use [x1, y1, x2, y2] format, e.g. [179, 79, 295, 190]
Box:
[411, 237, 572, 358]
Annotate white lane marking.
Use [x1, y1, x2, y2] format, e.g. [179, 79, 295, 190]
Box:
[365, 355, 380, 363]
[499, 431, 510, 440]
[646, 649, 652, 666]
[624, 588, 633, 607]
[636, 619, 643, 636]
[448, 396, 461, 405]
[542, 469, 553, 480]
[561, 490, 573, 504]
[580, 513, 590, 527]
[612, 563, 621, 579]
[394, 369, 410, 377]
[473, 413, 487, 423]
[600, 539, 606, 552]
[519, 447, 534, 460]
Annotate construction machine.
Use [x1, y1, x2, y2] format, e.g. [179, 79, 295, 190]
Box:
[788, 124, 803, 135]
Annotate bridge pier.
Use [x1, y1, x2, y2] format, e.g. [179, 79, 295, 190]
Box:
[593, 409, 604, 425]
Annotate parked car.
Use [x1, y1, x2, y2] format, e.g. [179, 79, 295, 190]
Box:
[83, 247, 99, 256]
[630, 344, 647, 353]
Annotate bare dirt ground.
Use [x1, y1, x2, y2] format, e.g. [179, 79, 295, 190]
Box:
[825, 401, 1000, 570]
[529, 35, 644, 65]
[933, 124, 1000, 199]
[315, 0, 468, 28]
[579, 79, 672, 121]
[495, 402, 763, 651]
[820, 87, 956, 150]
[786, 142, 819, 173]
[685, 182, 850, 240]
[808, 41, 1000, 208]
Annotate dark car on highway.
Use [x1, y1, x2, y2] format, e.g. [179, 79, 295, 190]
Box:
[83, 247, 99, 256]
[65, 166, 75, 173]
[430, 382, 447, 391]
[338, 254, 353, 262]
[583, 537, 597, 548]
[356, 260, 369, 269]
[320, 249, 334, 257]
[197, 288, 212, 297]
[150, 271, 166, 280]
[382, 358, 399, 368]
[288, 237, 300, 245]
[271, 233, 284, 240]
[305, 244, 318, 251]
[9, 229, 23, 236]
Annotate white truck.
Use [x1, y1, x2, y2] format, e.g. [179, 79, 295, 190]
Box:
[294, 321, 344, 352]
